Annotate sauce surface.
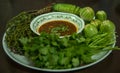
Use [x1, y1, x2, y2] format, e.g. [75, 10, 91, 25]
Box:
[38, 20, 77, 36]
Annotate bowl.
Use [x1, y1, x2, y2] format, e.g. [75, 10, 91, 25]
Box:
[30, 12, 85, 36]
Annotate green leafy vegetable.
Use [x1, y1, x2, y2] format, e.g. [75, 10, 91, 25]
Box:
[51, 25, 69, 33]
[5, 6, 52, 54]
[20, 32, 117, 69]
[72, 58, 80, 67]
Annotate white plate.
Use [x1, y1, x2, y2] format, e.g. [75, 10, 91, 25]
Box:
[2, 33, 112, 72]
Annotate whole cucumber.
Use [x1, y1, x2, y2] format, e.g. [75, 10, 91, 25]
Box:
[52, 3, 81, 15]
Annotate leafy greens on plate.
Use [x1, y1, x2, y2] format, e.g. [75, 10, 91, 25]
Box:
[19, 32, 116, 69]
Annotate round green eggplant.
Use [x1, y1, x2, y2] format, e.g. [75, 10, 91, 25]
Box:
[90, 19, 101, 28]
[84, 24, 98, 37]
[79, 7, 95, 21]
[100, 20, 115, 33]
[96, 10, 107, 21]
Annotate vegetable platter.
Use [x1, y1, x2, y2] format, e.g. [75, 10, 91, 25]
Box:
[2, 3, 120, 72]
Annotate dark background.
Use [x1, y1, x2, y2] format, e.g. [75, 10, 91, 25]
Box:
[0, 0, 120, 73]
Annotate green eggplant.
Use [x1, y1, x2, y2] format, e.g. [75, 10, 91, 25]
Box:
[100, 20, 115, 33]
[90, 19, 101, 28]
[79, 7, 95, 21]
[96, 10, 107, 21]
[84, 24, 98, 37]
